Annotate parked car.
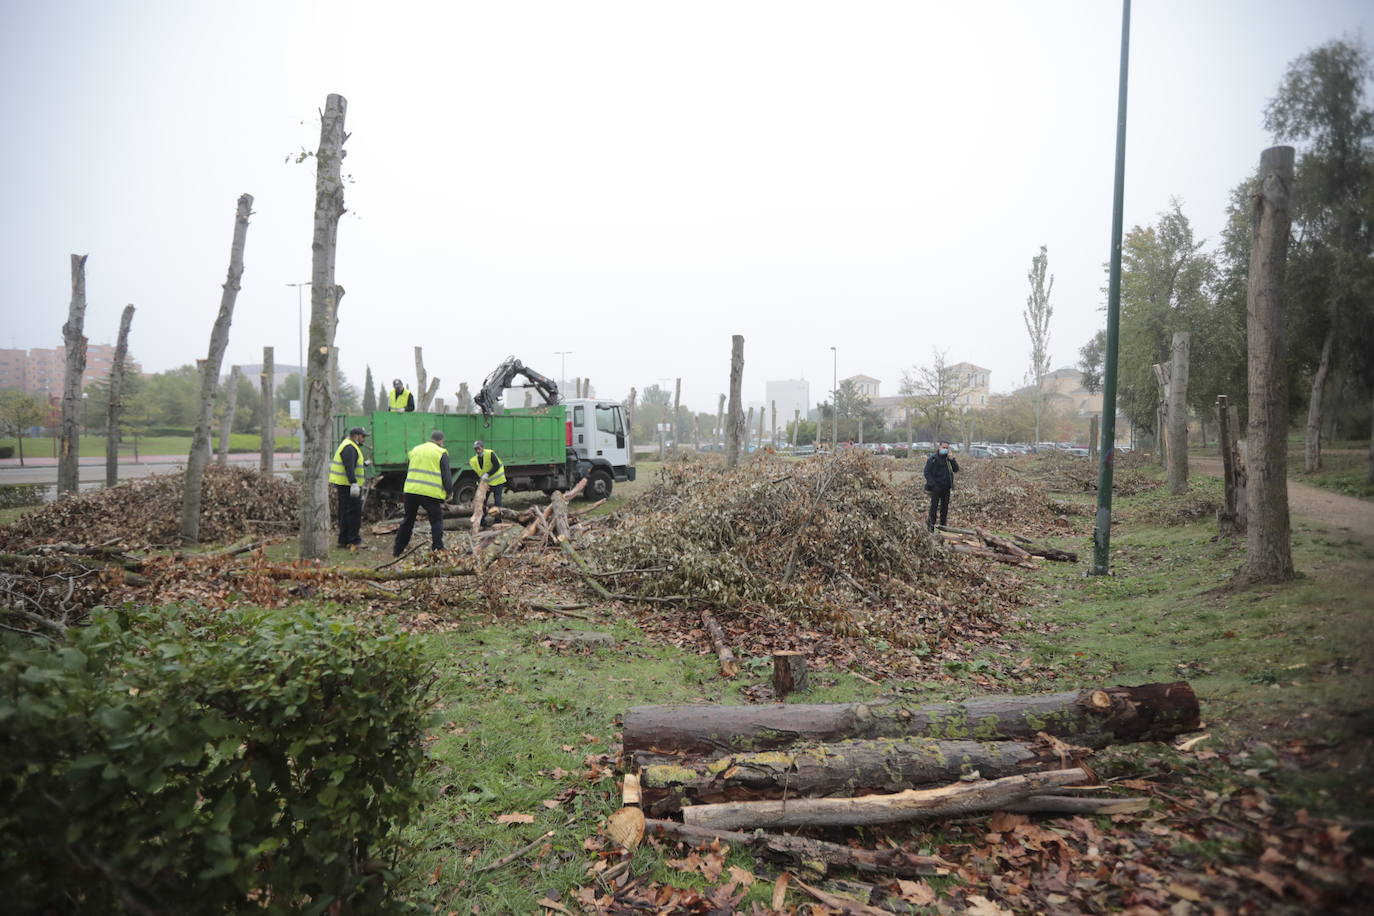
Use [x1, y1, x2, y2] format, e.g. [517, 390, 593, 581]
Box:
[1066, 447, 1090, 457]
[968, 445, 994, 458]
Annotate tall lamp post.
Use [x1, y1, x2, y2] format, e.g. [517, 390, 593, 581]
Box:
[286, 281, 311, 461]
[829, 346, 838, 450]
[555, 350, 572, 394]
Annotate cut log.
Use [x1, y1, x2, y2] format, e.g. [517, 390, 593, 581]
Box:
[644, 820, 953, 880]
[999, 794, 1149, 816]
[701, 609, 739, 678]
[470, 480, 490, 540]
[976, 527, 1032, 560]
[633, 737, 1077, 815]
[948, 543, 1037, 568]
[771, 651, 808, 699]
[622, 682, 1199, 755]
[680, 768, 1089, 830]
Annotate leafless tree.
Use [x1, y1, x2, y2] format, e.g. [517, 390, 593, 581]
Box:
[105, 304, 134, 487]
[259, 347, 274, 475]
[901, 349, 973, 442]
[216, 364, 241, 467]
[58, 255, 89, 497]
[725, 336, 744, 468]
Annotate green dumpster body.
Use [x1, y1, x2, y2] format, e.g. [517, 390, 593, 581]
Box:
[332, 406, 568, 479]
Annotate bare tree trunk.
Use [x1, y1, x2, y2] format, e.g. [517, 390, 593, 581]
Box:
[299, 94, 348, 560]
[671, 378, 681, 458]
[259, 347, 275, 475]
[1088, 414, 1099, 462]
[626, 387, 636, 466]
[745, 406, 754, 453]
[105, 304, 134, 488]
[1216, 395, 1246, 536]
[181, 195, 253, 545]
[905, 408, 913, 452]
[757, 407, 765, 450]
[457, 381, 471, 413]
[216, 364, 241, 467]
[1305, 326, 1334, 472]
[725, 336, 744, 469]
[1369, 384, 1374, 485]
[716, 394, 725, 449]
[1168, 332, 1190, 494]
[1152, 362, 1169, 470]
[58, 254, 89, 497]
[1239, 146, 1296, 584]
[327, 347, 339, 417]
[770, 400, 777, 449]
[794, 408, 802, 449]
[414, 346, 439, 411]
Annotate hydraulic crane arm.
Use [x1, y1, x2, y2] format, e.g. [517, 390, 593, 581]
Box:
[473, 356, 562, 421]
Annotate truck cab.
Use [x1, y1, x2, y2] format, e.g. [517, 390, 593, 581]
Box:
[563, 398, 635, 500]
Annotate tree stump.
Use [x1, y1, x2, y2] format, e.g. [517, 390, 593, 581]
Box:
[771, 651, 808, 698]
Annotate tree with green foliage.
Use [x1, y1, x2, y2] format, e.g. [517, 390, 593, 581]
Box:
[1264, 38, 1374, 472]
[1023, 245, 1054, 443]
[0, 389, 49, 465]
[362, 365, 377, 413]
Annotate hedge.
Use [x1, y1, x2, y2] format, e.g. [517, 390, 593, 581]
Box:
[0, 605, 433, 914]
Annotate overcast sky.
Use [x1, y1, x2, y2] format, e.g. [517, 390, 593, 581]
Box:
[2, 0, 1369, 412]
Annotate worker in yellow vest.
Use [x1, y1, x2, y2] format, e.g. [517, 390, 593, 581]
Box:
[392, 430, 453, 556]
[388, 378, 415, 412]
[470, 440, 507, 520]
[329, 425, 368, 550]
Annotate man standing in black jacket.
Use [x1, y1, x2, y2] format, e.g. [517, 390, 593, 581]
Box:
[923, 440, 959, 531]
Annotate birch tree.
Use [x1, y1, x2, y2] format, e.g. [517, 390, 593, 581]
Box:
[182, 194, 253, 544]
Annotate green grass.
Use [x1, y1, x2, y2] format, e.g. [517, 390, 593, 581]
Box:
[1295, 446, 1373, 501]
[0, 434, 301, 459]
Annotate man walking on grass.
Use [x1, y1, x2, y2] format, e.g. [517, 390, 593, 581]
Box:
[923, 440, 959, 531]
[392, 430, 453, 556]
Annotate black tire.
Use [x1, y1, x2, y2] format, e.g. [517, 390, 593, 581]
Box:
[584, 469, 613, 501]
[453, 480, 477, 506]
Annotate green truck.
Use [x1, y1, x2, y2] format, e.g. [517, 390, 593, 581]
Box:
[332, 398, 635, 505]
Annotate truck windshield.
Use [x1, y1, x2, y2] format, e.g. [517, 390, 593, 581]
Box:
[595, 405, 622, 435]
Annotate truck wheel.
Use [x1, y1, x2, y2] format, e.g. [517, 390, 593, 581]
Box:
[584, 469, 613, 500]
[453, 481, 477, 506]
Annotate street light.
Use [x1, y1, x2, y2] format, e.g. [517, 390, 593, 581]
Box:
[830, 346, 838, 450]
[286, 282, 311, 462]
[555, 351, 572, 395]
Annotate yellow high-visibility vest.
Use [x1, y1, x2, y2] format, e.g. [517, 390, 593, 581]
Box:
[404, 441, 448, 498]
[469, 450, 506, 487]
[329, 437, 362, 485]
[388, 387, 412, 412]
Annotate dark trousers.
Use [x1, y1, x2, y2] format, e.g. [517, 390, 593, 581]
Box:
[335, 484, 362, 546]
[478, 484, 505, 528]
[393, 493, 444, 555]
[927, 488, 951, 531]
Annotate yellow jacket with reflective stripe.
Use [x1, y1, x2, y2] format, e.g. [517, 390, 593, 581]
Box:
[329, 438, 362, 486]
[469, 449, 506, 487]
[404, 441, 448, 498]
[388, 388, 412, 411]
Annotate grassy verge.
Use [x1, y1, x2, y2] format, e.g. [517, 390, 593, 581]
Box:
[0, 434, 301, 459]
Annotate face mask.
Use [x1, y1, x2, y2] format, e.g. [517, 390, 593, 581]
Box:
[939, 448, 949, 455]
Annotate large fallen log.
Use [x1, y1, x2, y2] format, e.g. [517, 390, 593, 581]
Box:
[633, 737, 1079, 814]
[680, 768, 1089, 830]
[644, 819, 953, 880]
[622, 682, 1199, 755]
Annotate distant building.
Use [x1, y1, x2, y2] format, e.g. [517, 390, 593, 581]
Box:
[842, 374, 881, 400]
[0, 344, 138, 397]
[765, 379, 810, 428]
[948, 362, 991, 409]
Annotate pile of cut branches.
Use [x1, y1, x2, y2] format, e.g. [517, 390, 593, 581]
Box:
[1020, 452, 1157, 497]
[0, 466, 299, 551]
[954, 460, 1078, 533]
[593, 452, 1006, 647]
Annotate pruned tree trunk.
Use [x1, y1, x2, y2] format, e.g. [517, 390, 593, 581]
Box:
[1168, 331, 1190, 494]
[771, 651, 807, 699]
[1088, 414, 1099, 462]
[1216, 395, 1246, 536]
[635, 737, 1071, 814]
[626, 387, 636, 466]
[104, 304, 134, 488]
[770, 399, 777, 449]
[1305, 325, 1334, 472]
[456, 382, 471, 413]
[414, 346, 440, 411]
[1152, 361, 1169, 470]
[622, 682, 1199, 755]
[327, 346, 340, 417]
[299, 94, 348, 560]
[680, 768, 1089, 830]
[1239, 146, 1296, 584]
[716, 393, 725, 449]
[181, 195, 252, 545]
[725, 336, 744, 469]
[259, 347, 275, 475]
[216, 365, 241, 467]
[757, 404, 765, 450]
[58, 254, 89, 497]
[671, 378, 681, 458]
[1369, 385, 1374, 485]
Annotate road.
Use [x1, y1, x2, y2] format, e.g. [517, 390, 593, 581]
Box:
[1190, 455, 1374, 544]
[0, 454, 300, 489]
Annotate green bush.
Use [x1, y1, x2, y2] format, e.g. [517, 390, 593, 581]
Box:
[0, 605, 433, 914]
[0, 445, 13, 459]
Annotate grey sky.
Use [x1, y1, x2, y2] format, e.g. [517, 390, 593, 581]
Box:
[1, 1, 1368, 413]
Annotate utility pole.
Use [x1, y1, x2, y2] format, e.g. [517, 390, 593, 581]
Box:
[1091, 0, 1132, 576]
[555, 351, 572, 394]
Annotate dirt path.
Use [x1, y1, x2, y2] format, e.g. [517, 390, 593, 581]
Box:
[1191, 455, 1374, 543]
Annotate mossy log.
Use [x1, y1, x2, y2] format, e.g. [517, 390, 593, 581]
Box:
[633, 737, 1070, 815]
[622, 682, 1199, 755]
[680, 767, 1089, 830]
